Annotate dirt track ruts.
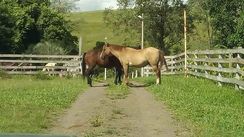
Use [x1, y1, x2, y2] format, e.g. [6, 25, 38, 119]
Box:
[50, 82, 183, 137]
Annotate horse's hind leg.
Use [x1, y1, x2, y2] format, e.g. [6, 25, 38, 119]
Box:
[114, 68, 123, 85]
[122, 64, 129, 85]
[86, 69, 93, 87]
[87, 74, 93, 87]
[152, 66, 161, 85]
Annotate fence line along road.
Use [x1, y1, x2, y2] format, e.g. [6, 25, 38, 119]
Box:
[0, 54, 82, 76]
[1, 47, 243, 89]
[143, 47, 244, 90]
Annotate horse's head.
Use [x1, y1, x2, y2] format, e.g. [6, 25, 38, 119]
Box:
[100, 43, 111, 59]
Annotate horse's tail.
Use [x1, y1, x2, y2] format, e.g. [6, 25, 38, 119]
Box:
[82, 52, 87, 79]
[159, 51, 169, 71]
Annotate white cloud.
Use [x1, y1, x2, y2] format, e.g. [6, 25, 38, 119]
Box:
[75, 0, 118, 12]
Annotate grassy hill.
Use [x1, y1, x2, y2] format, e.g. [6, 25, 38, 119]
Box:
[66, 10, 210, 53]
[66, 11, 125, 52]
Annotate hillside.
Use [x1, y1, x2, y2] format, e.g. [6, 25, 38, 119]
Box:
[66, 11, 125, 52]
[66, 10, 210, 53]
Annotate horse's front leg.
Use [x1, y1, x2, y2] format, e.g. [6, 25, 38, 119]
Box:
[118, 68, 123, 84]
[123, 64, 129, 85]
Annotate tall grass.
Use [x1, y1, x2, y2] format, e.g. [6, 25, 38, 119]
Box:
[138, 75, 244, 137]
[0, 76, 88, 133]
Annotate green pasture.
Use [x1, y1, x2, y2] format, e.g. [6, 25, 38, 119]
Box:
[66, 11, 125, 52]
[1, 74, 243, 137]
[0, 76, 87, 133]
[137, 75, 244, 137]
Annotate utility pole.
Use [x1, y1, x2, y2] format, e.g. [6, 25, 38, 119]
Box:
[104, 37, 108, 80]
[138, 13, 144, 77]
[79, 36, 82, 56]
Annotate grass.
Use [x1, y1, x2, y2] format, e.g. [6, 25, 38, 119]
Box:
[65, 11, 125, 52]
[0, 76, 88, 133]
[137, 75, 244, 137]
[90, 115, 104, 127]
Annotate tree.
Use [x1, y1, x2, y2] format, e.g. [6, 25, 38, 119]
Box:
[0, 4, 15, 53]
[37, 6, 78, 53]
[50, 0, 79, 12]
[188, 0, 213, 48]
[104, 2, 141, 46]
[0, 0, 78, 54]
[104, 0, 192, 54]
[208, 0, 244, 48]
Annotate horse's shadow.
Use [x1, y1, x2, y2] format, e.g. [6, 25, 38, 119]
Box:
[91, 83, 110, 87]
[91, 83, 150, 88]
[127, 82, 150, 88]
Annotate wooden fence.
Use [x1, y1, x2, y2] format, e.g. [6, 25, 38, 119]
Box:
[144, 47, 244, 89]
[143, 53, 185, 76]
[0, 54, 82, 76]
[1, 47, 243, 89]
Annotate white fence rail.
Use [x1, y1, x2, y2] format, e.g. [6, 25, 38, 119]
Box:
[0, 54, 82, 76]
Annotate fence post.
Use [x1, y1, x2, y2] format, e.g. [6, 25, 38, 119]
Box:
[204, 54, 209, 76]
[171, 58, 174, 73]
[132, 72, 134, 79]
[146, 67, 149, 77]
[217, 54, 223, 87]
[229, 53, 233, 78]
[104, 68, 107, 80]
[194, 54, 198, 74]
[235, 53, 241, 90]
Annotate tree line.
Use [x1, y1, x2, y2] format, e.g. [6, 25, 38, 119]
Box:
[104, 0, 244, 55]
[0, 0, 78, 54]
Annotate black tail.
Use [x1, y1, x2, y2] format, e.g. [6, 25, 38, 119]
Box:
[82, 52, 87, 79]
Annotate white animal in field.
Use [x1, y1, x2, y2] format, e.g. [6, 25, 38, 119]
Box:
[42, 63, 56, 75]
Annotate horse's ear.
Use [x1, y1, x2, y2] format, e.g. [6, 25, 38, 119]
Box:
[104, 43, 110, 47]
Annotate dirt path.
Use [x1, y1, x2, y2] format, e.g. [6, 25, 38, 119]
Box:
[50, 83, 182, 137]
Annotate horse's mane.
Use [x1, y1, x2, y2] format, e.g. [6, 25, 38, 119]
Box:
[107, 44, 125, 51]
[108, 44, 142, 51]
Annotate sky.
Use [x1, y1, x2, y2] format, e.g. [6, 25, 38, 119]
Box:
[75, 0, 118, 12]
[74, 0, 188, 12]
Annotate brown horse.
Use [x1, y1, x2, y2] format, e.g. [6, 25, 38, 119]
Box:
[100, 44, 168, 85]
[82, 47, 123, 87]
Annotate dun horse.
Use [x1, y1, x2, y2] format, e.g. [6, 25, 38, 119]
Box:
[100, 44, 168, 85]
[82, 46, 123, 87]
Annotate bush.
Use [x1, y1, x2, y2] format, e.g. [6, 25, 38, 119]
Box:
[25, 41, 67, 55]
